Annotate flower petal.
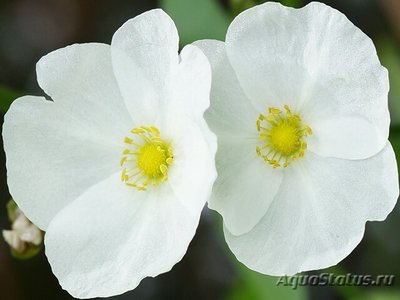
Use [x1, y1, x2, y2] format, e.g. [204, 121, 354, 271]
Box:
[193, 39, 258, 138]
[163, 116, 217, 216]
[111, 9, 179, 124]
[193, 40, 281, 235]
[307, 115, 386, 159]
[211, 138, 283, 236]
[45, 173, 200, 298]
[3, 96, 122, 230]
[224, 143, 398, 275]
[168, 44, 212, 120]
[226, 2, 389, 159]
[36, 43, 132, 137]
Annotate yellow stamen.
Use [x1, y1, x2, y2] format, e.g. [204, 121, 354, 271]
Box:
[120, 126, 173, 191]
[256, 104, 312, 168]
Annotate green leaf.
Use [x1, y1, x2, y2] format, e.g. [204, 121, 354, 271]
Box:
[6, 198, 19, 223]
[377, 38, 400, 124]
[11, 243, 43, 260]
[280, 0, 303, 8]
[160, 0, 231, 45]
[226, 265, 308, 300]
[0, 85, 22, 112]
[229, 0, 258, 16]
[389, 125, 400, 169]
[323, 266, 364, 299]
[229, 0, 304, 17]
[350, 290, 400, 300]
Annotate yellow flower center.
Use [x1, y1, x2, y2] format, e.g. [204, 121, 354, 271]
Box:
[120, 126, 173, 191]
[256, 105, 312, 168]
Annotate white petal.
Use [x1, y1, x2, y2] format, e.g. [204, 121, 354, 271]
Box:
[224, 143, 398, 275]
[168, 44, 212, 120]
[45, 173, 200, 298]
[163, 116, 217, 216]
[226, 2, 389, 159]
[193, 40, 281, 235]
[211, 138, 283, 236]
[193, 39, 258, 138]
[307, 115, 386, 159]
[36, 43, 132, 138]
[111, 9, 179, 124]
[3, 96, 122, 230]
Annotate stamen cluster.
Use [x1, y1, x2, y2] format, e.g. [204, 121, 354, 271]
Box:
[256, 105, 312, 168]
[120, 126, 173, 190]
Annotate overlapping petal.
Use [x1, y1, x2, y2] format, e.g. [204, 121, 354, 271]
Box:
[168, 44, 213, 121]
[3, 95, 124, 230]
[212, 139, 283, 235]
[45, 173, 198, 298]
[194, 40, 258, 138]
[194, 40, 281, 235]
[224, 143, 398, 275]
[164, 116, 217, 216]
[36, 43, 132, 140]
[225, 2, 389, 160]
[307, 115, 386, 159]
[111, 9, 179, 124]
[4, 43, 132, 230]
[111, 10, 213, 125]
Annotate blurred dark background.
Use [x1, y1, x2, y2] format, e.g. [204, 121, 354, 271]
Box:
[0, 0, 399, 299]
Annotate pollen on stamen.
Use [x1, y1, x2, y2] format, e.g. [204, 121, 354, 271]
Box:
[256, 104, 312, 169]
[120, 126, 173, 191]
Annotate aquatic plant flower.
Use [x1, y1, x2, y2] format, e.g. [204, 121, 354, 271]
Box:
[3, 9, 216, 298]
[195, 2, 398, 275]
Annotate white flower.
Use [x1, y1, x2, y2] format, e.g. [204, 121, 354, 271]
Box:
[3, 9, 216, 298]
[195, 2, 399, 275]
